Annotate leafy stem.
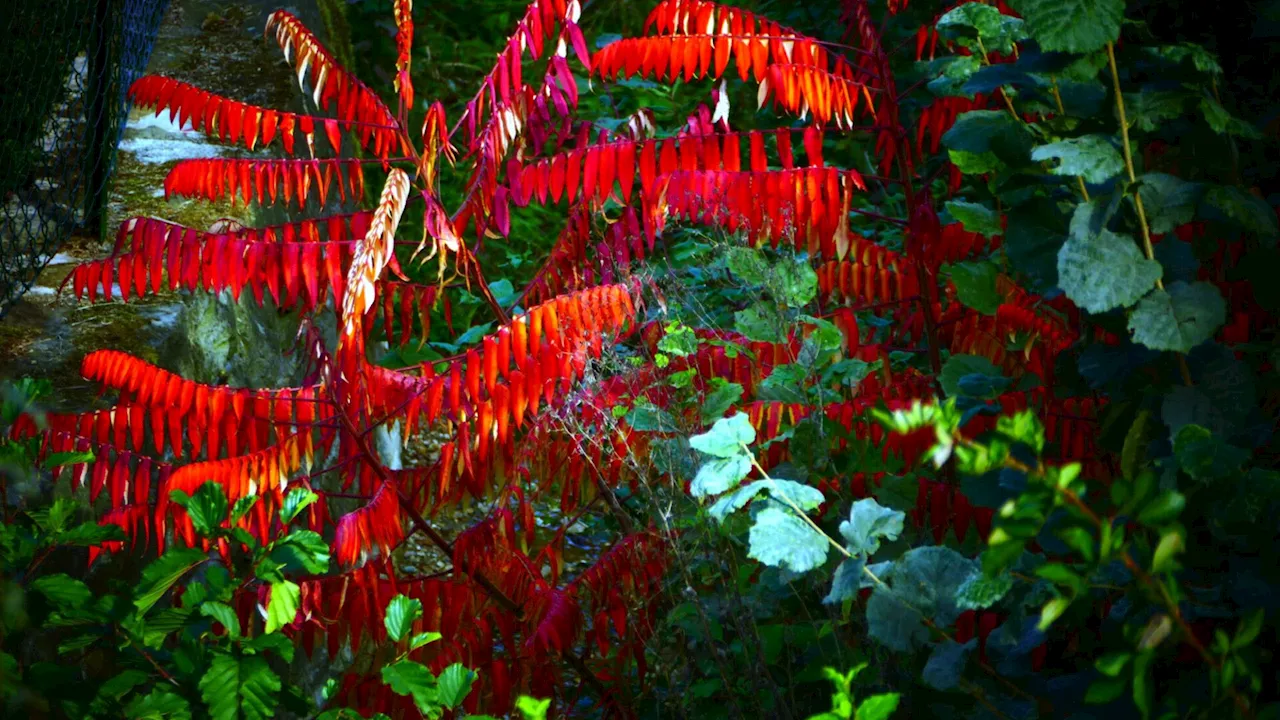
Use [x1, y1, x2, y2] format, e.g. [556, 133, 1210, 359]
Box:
[1106, 42, 1160, 284]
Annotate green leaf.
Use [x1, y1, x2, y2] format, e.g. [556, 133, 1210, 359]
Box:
[708, 479, 824, 522]
[1004, 197, 1068, 291]
[855, 693, 901, 720]
[946, 260, 1002, 315]
[242, 633, 295, 663]
[1128, 281, 1226, 352]
[1200, 97, 1263, 139]
[1173, 424, 1249, 481]
[656, 322, 699, 357]
[955, 571, 1015, 610]
[691, 456, 752, 498]
[1038, 595, 1072, 630]
[700, 382, 744, 425]
[757, 364, 810, 404]
[1138, 490, 1186, 526]
[124, 687, 192, 719]
[949, 149, 1003, 174]
[839, 498, 905, 558]
[436, 663, 477, 709]
[199, 652, 281, 720]
[1204, 185, 1279, 238]
[689, 413, 756, 458]
[200, 601, 241, 638]
[940, 354, 1008, 399]
[385, 594, 424, 643]
[734, 301, 785, 343]
[866, 547, 979, 652]
[32, 574, 92, 608]
[726, 247, 770, 286]
[1010, 0, 1122, 53]
[1031, 135, 1123, 184]
[1137, 173, 1202, 234]
[922, 639, 977, 690]
[1122, 90, 1187, 132]
[747, 507, 830, 573]
[180, 482, 229, 537]
[264, 581, 299, 634]
[278, 488, 318, 525]
[1058, 225, 1162, 313]
[1152, 528, 1185, 573]
[267, 529, 330, 575]
[42, 450, 96, 469]
[936, 2, 1026, 54]
[410, 631, 442, 651]
[135, 548, 207, 615]
[230, 496, 259, 525]
[515, 697, 552, 720]
[944, 200, 1003, 238]
[942, 110, 1034, 166]
[625, 401, 678, 432]
[381, 660, 439, 715]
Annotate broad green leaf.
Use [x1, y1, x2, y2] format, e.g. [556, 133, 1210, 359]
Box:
[516, 697, 552, 720]
[942, 110, 1034, 165]
[199, 652, 281, 720]
[1058, 225, 1162, 313]
[922, 639, 977, 690]
[1204, 185, 1279, 238]
[200, 601, 241, 638]
[124, 687, 192, 719]
[381, 660, 439, 715]
[691, 455, 752, 498]
[955, 571, 1015, 609]
[1004, 197, 1068, 290]
[98, 669, 150, 702]
[410, 631, 442, 651]
[1200, 97, 1263, 139]
[656, 322, 698, 357]
[700, 382, 744, 424]
[1031, 135, 1123, 184]
[385, 594, 424, 643]
[1128, 281, 1226, 352]
[135, 548, 208, 615]
[625, 401, 678, 432]
[734, 301, 785, 342]
[1011, 0, 1122, 53]
[689, 412, 756, 458]
[1122, 90, 1187, 132]
[264, 581, 300, 634]
[946, 260, 1001, 315]
[949, 149, 1003, 174]
[1138, 490, 1186, 526]
[230, 496, 260, 525]
[180, 482, 229, 537]
[59, 521, 126, 547]
[866, 547, 979, 652]
[1137, 173, 1202, 234]
[944, 200, 1003, 238]
[436, 663, 477, 709]
[940, 354, 1007, 398]
[757, 364, 810, 404]
[1172, 424, 1249, 481]
[936, 2, 1026, 54]
[42, 450, 96, 469]
[708, 479, 825, 522]
[747, 507, 830, 573]
[32, 574, 91, 608]
[726, 247, 770, 286]
[241, 634, 295, 663]
[839, 498, 905, 558]
[855, 693, 901, 720]
[267, 529, 330, 575]
[278, 488, 318, 525]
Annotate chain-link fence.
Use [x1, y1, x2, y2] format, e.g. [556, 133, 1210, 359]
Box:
[0, 0, 171, 317]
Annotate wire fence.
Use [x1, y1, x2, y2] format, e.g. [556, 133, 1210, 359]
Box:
[0, 0, 171, 317]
